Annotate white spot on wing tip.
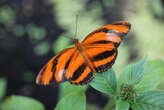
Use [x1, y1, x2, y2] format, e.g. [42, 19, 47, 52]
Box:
[107, 33, 120, 42]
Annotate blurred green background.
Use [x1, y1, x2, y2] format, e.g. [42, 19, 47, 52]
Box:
[0, 0, 164, 110]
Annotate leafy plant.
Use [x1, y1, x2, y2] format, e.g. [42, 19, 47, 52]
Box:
[0, 78, 45, 110]
[1, 95, 45, 110]
[1, 58, 164, 110]
[0, 78, 7, 101]
[54, 58, 164, 110]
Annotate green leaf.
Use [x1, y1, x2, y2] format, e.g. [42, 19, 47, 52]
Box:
[58, 82, 87, 100]
[136, 60, 164, 92]
[26, 24, 46, 40]
[13, 24, 25, 37]
[34, 41, 50, 56]
[1, 95, 45, 110]
[55, 91, 86, 110]
[116, 100, 129, 110]
[90, 68, 117, 95]
[103, 68, 117, 92]
[0, 6, 15, 25]
[132, 91, 164, 110]
[0, 78, 7, 100]
[157, 79, 164, 90]
[118, 57, 147, 88]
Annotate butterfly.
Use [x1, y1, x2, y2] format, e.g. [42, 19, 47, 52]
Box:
[36, 21, 131, 85]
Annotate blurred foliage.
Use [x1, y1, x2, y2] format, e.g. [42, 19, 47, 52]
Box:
[26, 23, 46, 41]
[0, 78, 7, 101]
[113, 46, 130, 74]
[125, 0, 164, 60]
[157, 79, 164, 90]
[34, 41, 50, 56]
[86, 104, 102, 110]
[50, 0, 103, 39]
[55, 90, 86, 110]
[150, 0, 164, 19]
[116, 100, 129, 110]
[13, 24, 25, 37]
[50, 0, 104, 54]
[53, 35, 72, 53]
[58, 82, 87, 100]
[0, 6, 15, 25]
[1, 95, 45, 110]
[23, 71, 35, 83]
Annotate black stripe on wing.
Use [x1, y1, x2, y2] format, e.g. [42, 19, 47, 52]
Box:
[78, 72, 94, 85]
[91, 40, 112, 44]
[62, 52, 77, 81]
[92, 49, 116, 61]
[111, 21, 131, 28]
[51, 49, 74, 82]
[86, 28, 109, 39]
[70, 63, 86, 81]
[95, 58, 116, 73]
[95, 28, 109, 33]
[94, 28, 128, 39]
[71, 72, 94, 85]
[90, 40, 120, 48]
[93, 49, 118, 73]
[50, 52, 66, 83]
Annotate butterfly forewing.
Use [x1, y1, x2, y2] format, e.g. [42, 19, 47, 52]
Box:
[82, 21, 131, 73]
[82, 21, 131, 46]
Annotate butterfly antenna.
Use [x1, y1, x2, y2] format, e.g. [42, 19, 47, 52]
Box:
[74, 14, 78, 40]
[62, 15, 78, 42]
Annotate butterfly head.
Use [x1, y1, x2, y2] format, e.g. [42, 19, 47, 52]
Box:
[73, 38, 79, 43]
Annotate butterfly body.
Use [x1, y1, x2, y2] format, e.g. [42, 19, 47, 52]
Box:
[36, 21, 131, 85]
[74, 39, 96, 73]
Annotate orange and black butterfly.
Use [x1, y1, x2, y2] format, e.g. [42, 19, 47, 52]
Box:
[36, 21, 131, 85]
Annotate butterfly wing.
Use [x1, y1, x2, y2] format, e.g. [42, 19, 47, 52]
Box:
[36, 47, 94, 85]
[64, 50, 94, 85]
[84, 45, 117, 73]
[82, 21, 131, 73]
[36, 47, 76, 85]
[82, 21, 131, 47]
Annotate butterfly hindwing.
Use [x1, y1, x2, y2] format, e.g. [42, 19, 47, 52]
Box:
[85, 45, 118, 73]
[64, 51, 94, 85]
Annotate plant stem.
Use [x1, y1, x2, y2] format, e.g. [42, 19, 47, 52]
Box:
[104, 96, 116, 110]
